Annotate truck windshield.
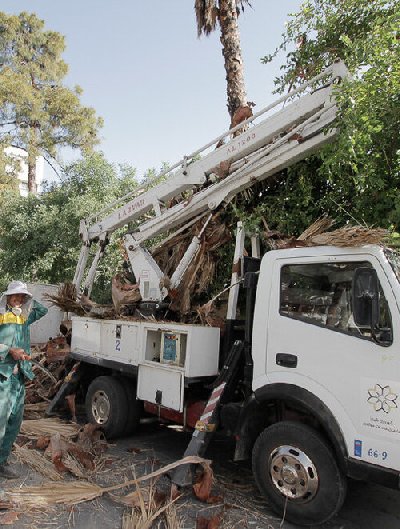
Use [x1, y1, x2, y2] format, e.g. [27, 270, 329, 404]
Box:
[384, 248, 400, 283]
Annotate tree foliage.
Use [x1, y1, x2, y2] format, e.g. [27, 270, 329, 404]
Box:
[0, 145, 19, 193]
[245, 0, 400, 234]
[0, 153, 138, 301]
[0, 12, 103, 192]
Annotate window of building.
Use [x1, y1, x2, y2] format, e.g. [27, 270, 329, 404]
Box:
[280, 261, 392, 345]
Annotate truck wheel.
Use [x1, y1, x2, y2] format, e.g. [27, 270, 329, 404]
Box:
[85, 376, 128, 439]
[252, 421, 347, 526]
[117, 376, 143, 436]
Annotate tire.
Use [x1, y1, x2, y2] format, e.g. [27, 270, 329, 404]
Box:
[117, 376, 143, 436]
[85, 376, 128, 439]
[252, 421, 347, 526]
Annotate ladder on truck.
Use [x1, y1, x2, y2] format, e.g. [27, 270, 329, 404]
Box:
[73, 61, 348, 301]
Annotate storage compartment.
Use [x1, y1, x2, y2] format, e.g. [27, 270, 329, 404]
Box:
[145, 329, 187, 366]
[137, 363, 184, 411]
[100, 321, 139, 364]
[71, 317, 101, 355]
[142, 323, 219, 376]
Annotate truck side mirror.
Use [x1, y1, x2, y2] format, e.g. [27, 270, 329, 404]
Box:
[352, 267, 379, 329]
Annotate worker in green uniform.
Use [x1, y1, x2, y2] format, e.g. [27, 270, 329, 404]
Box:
[0, 281, 48, 479]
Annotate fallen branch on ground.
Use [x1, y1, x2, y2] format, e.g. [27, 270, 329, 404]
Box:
[3, 455, 211, 508]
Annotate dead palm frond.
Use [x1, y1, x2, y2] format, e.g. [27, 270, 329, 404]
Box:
[5, 481, 103, 508]
[44, 282, 114, 318]
[310, 225, 388, 247]
[4, 456, 211, 509]
[297, 216, 334, 241]
[264, 218, 388, 250]
[165, 503, 184, 529]
[195, 0, 218, 36]
[43, 282, 81, 314]
[20, 418, 80, 439]
[62, 453, 86, 479]
[13, 445, 63, 481]
[195, 0, 251, 37]
[23, 402, 49, 420]
[153, 213, 230, 314]
[122, 498, 181, 529]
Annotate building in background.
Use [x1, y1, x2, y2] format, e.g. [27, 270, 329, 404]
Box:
[4, 145, 44, 196]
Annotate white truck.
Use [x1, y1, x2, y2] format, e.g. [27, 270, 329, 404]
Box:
[52, 62, 400, 525]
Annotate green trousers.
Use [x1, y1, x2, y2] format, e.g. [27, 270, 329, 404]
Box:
[0, 372, 25, 465]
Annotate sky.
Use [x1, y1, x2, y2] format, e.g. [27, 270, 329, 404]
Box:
[0, 0, 303, 181]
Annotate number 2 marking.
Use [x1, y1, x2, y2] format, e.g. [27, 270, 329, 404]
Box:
[115, 339, 121, 352]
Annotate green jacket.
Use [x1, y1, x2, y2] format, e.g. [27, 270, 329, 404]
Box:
[0, 300, 48, 380]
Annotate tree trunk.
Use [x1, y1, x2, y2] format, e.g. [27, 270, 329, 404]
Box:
[27, 149, 37, 194]
[218, 0, 247, 120]
[27, 125, 38, 194]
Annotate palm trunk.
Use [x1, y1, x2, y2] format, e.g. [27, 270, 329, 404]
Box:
[218, 0, 247, 119]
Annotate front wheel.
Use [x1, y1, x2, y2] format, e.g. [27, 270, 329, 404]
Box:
[252, 421, 347, 526]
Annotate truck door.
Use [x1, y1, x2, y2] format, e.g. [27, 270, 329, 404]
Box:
[265, 254, 400, 471]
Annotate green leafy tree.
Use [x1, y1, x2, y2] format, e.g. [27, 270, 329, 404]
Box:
[0, 12, 103, 193]
[0, 153, 138, 302]
[0, 144, 19, 193]
[250, 0, 400, 234]
[195, 0, 250, 120]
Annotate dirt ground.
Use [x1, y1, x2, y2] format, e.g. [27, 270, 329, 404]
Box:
[1, 420, 400, 529]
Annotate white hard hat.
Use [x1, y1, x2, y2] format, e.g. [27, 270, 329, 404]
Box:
[3, 280, 32, 298]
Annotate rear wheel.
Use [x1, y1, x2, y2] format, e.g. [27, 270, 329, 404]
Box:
[85, 376, 128, 439]
[252, 421, 347, 526]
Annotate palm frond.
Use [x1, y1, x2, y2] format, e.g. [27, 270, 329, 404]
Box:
[236, 0, 252, 15]
[20, 418, 80, 439]
[195, 0, 218, 36]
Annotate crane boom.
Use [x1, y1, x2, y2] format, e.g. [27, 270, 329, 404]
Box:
[73, 61, 348, 301]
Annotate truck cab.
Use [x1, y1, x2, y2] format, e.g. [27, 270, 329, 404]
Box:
[248, 245, 400, 525]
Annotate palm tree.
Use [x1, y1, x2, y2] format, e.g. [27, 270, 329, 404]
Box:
[195, 0, 251, 123]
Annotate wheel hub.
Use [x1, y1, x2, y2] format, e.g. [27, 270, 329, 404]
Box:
[91, 390, 110, 424]
[269, 444, 319, 502]
[281, 464, 297, 485]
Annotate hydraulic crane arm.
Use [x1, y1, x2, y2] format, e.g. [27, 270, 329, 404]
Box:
[73, 61, 348, 300]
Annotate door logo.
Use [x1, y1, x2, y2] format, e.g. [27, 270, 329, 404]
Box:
[367, 384, 398, 414]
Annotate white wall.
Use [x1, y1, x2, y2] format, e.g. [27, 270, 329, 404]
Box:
[27, 283, 64, 344]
